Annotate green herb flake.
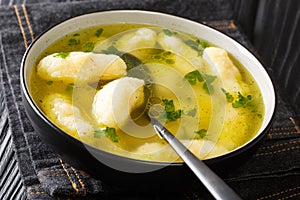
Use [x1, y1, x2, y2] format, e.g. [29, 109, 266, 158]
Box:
[232, 92, 252, 108]
[54, 52, 70, 59]
[68, 38, 80, 46]
[194, 129, 207, 138]
[184, 70, 203, 85]
[165, 59, 175, 64]
[185, 39, 200, 50]
[65, 83, 74, 93]
[160, 99, 182, 123]
[186, 108, 197, 117]
[101, 45, 121, 56]
[95, 28, 104, 38]
[203, 74, 217, 83]
[200, 40, 210, 48]
[185, 39, 209, 56]
[162, 99, 175, 112]
[184, 70, 216, 94]
[73, 33, 80, 37]
[153, 54, 162, 60]
[221, 88, 234, 102]
[94, 127, 120, 142]
[46, 80, 53, 85]
[202, 74, 217, 94]
[84, 42, 95, 52]
[163, 29, 176, 36]
[162, 51, 172, 57]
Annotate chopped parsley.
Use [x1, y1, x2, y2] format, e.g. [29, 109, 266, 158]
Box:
[68, 38, 80, 46]
[54, 52, 70, 59]
[194, 129, 207, 138]
[221, 89, 255, 109]
[84, 42, 95, 52]
[232, 92, 252, 108]
[184, 70, 217, 94]
[152, 50, 175, 65]
[46, 80, 53, 85]
[185, 39, 210, 56]
[65, 83, 74, 93]
[95, 28, 104, 38]
[184, 70, 203, 85]
[94, 127, 120, 142]
[153, 54, 162, 60]
[162, 51, 172, 57]
[163, 29, 177, 36]
[165, 59, 175, 64]
[202, 74, 217, 94]
[221, 88, 234, 102]
[160, 99, 182, 123]
[186, 108, 197, 117]
[73, 33, 80, 37]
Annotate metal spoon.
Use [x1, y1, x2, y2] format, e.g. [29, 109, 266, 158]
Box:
[150, 118, 242, 200]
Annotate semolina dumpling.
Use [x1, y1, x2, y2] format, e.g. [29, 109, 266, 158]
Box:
[114, 28, 157, 52]
[203, 47, 242, 93]
[41, 94, 94, 139]
[37, 52, 127, 83]
[92, 77, 145, 129]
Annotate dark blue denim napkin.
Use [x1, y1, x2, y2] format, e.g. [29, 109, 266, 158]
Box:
[0, 0, 299, 199]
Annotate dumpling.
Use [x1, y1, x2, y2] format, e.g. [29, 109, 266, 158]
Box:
[114, 28, 157, 52]
[157, 32, 198, 57]
[133, 139, 228, 161]
[37, 52, 127, 83]
[42, 94, 94, 139]
[157, 31, 204, 71]
[203, 47, 242, 93]
[92, 77, 145, 129]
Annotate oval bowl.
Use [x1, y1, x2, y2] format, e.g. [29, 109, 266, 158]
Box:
[20, 10, 276, 187]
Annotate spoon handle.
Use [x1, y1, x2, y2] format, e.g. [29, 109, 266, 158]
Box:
[152, 119, 242, 200]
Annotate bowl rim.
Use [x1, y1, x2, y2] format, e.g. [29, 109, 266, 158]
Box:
[20, 10, 277, 167]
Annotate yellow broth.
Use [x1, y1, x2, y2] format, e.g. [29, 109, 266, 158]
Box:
[30, 24, 264, 162]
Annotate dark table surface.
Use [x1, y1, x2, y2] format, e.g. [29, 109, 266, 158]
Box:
[0, 0, 300, 199]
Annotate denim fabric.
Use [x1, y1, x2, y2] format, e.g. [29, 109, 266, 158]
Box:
[0, 0, 299, 199]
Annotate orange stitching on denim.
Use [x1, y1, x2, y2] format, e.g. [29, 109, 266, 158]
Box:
[28, 186, 43, 190]
[270, 131, 299, 136]
[279, 192, 300, 200]
[257, 186, 300, 200]
[37, 169, 67, 177]
[267, 134, 273, 139]
[230, 21, 236, 29]
[28, 186, 47, 195]
[13, 5, 28, 48]
[206, 20, 236, 30]
[29, 191, 47, 195]
[206, 21, 231, 26]
[59, 158, 79, 195]
[44, 173, 66, 177]
[21, 4, 35, 41]
[71, 167, 86, 196]
[254, 146, 300, 157]
[39, 168, 63, 173]
[289, 117, 300, 133]
[259, 140, 300, 150]
[270, 127, 294, 131]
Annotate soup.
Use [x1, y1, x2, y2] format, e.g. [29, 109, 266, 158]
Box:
[30, 24, 264, 162]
